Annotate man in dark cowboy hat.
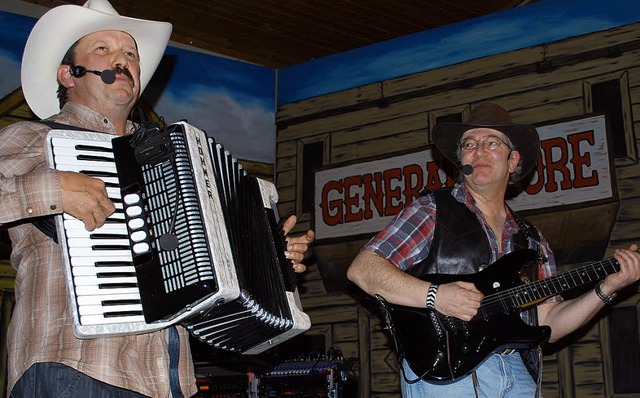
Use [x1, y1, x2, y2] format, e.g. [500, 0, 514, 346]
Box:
[347, 102, 640, 397]
[0, 1, 314, 397]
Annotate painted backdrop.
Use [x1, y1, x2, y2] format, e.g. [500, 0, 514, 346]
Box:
[0, 9, 276, 163]
[4, 0, 640, 161]
[278, 0, 640, 104]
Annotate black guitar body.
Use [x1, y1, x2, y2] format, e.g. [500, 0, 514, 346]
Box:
[377, 249, 552, 383]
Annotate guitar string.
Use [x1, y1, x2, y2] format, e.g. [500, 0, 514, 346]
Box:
[477, 257, 620, 316]
[497, 210, 632, 312]
[482, 209, 619, 316]
[484, 260, 618, 307]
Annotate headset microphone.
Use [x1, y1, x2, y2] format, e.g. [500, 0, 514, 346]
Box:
[69, 65, 116, 84]
[460, 164, 474, 175]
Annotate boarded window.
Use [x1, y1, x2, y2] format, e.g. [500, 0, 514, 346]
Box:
[302, 141, 324, 213]
[592, 80, 626, 159]
[436, 113, 463, 124]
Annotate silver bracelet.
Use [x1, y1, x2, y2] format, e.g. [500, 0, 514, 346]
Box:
[595, 281, 617, 304]
[426, 283, 439, 309]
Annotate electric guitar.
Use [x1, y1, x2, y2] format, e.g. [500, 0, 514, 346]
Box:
[375, 249, 623, 382]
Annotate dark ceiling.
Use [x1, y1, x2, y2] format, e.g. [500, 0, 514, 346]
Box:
[22, 0, 537, 68]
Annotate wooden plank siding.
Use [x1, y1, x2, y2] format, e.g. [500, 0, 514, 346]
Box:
[277, 21, 640, 397]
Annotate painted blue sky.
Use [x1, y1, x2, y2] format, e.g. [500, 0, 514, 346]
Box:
[0, 12, 33, 101]
[151, 47, 276, 163]
[278, 0, 640, 104]
[0, 10, 276, 163]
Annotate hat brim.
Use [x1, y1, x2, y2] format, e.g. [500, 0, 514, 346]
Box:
[432, 122, 540, 181]
[21, 4, 172, 119]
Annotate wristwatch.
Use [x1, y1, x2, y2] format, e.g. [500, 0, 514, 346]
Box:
[595, 281, 617, 304]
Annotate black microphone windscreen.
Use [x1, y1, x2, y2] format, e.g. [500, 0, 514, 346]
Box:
[100, 69, 116, 84]
[461, 164, 473, 175]
[69, 65, 86, 78]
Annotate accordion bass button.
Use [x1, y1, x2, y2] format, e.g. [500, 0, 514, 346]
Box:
[132, 242, 150, 254]
[131, 230, 146, 242]
[128, 218, 144, 230]
[126, 206, 143, 217]
[124, 193, 141, 205]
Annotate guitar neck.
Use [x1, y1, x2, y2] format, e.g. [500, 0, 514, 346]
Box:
[489, 256, 621, 314]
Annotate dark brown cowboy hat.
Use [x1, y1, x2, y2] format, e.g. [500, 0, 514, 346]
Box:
[432, 102, 540, 181]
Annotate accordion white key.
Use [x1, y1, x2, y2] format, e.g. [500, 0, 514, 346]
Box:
[45, 121, 310, 354]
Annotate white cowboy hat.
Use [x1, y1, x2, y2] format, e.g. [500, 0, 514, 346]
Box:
[21, 0, 173, 119]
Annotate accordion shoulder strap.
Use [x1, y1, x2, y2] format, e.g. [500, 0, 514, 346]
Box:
[37, 119, 97, 132]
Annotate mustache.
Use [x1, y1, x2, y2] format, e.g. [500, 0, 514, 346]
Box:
[113, 66, 135, 85]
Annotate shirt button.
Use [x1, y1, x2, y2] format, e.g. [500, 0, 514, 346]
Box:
[26, 207, 33, 214]
[103, 118, 109, 124]
[50, 204, 57, 211]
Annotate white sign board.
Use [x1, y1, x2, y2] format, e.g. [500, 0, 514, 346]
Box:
[314, 115, 612, 240]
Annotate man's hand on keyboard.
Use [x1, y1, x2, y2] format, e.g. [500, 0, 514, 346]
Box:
[60, 171, 116, 231]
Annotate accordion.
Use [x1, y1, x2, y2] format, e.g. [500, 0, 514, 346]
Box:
[45, 121, 310, 354]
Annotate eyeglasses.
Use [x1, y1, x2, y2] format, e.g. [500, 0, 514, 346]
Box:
[460, 136, 513, 151]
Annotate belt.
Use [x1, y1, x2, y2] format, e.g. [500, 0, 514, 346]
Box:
[500, 348, 516, 355]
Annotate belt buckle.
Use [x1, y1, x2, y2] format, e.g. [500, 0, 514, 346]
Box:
[501, 348, 515, 355]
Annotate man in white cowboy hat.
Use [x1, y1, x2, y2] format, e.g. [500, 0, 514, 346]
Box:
[0, 0, 314, 397]
[347, 102, 640, 397]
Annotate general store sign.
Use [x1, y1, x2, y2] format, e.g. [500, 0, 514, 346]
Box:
[314, 115, 612, 240]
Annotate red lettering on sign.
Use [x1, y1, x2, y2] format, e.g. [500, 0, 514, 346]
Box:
[344, 175, 363, 223]
[542, 137, 572, 192]
[317, 118, 609, 236]
[319, 180, 343, 226]
[403, 164, 424, 204]
[425, 161, 446, 190]
[568, 130, 598, 188]
[384, 168, 403, 216]
[362, 172, 384, 220]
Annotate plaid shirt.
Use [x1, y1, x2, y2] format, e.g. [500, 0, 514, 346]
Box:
[0, 103, 197, 397]
[366, 183, 561, 322]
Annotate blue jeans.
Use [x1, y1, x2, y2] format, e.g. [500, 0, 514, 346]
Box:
[401, 351, 538, 398]
[9, 362, 149, 398]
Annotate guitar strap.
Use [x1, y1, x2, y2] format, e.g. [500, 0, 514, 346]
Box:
[507, 204, 546, 276]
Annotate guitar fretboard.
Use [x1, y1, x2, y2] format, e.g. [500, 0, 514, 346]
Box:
[481, 256, 621, 317]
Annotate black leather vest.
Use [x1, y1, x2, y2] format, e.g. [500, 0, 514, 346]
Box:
[409, 188, 531, 279]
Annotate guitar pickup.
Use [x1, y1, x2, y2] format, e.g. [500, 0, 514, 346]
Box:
[429, 311, 444, 337]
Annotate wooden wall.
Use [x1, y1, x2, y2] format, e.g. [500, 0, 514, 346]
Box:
[276, 22, 640, 397]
